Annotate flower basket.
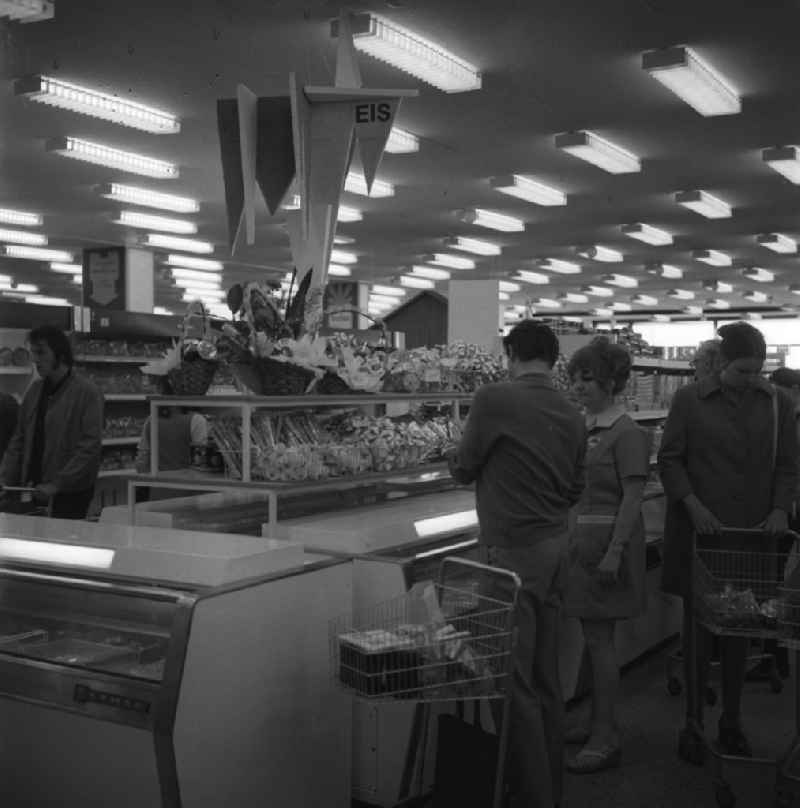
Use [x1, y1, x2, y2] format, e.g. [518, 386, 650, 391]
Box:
[312, 370, 354, 396]
[166, 357, 218, 396]
[238, 355, 316, 396]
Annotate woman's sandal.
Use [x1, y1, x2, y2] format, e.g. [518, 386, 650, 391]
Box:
[566, 744, 622, 774]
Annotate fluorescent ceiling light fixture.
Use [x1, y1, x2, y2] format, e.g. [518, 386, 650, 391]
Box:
[341, 13, 482, 94]
[2, 245, 73, 262]
[337, 205, 363, 223]
[182, 288, 225, 300]
[498, 292, 510, 301]
[22, 295, 71, 306]
[742, 267, 775, 283]
[603, 273, 637, 288]
[743, 290, 770, 303]
[344, 171, 394, 198]
[0, 274, 11, 284]
[16, 75, 180, 133]
[538, 258, 581, 275]
[0, 228, 47, 246]
[385, 126, 419, 153]
[153, 306, 174, 316]
[642, 46, 740, 117]
[593, 308, 614, 317]
[412, 265, 451, 280]
[166, 254, 222, 272]
[515, 270, 549, 285]
[653, 314, 671, 323]
[372, 285, 406, 297]
[99, 183, 198, 214]
[428, 252, 475, 270]
[444, 236, 501, 256]
[632, 294, 659, 306]
[789, 285, 800, 296]
[534, 297, 562, 309]
[281, 194, 301, 211]
[328, 264, 352, 277]
[610, 302, 633, 312]
[490, 174, 567, 206]
[0, 207, 42, 227]
[45, 137, 179, 179]
[757, 233, 797, 254]
[499, 281, 521, 293]
[581, 245, 623, 263]
[176, 281, 222, 295]
[668, 288, 696, 300]
[0, 281, 38, 293]
[71, 276, 82, 285]
[746, 312, 763, 320]
[401, 275, 435, 290]
[50, 262, 82, 274]
[561, 292, 589, 304]
[0, 1, 53, 23]
[763, 146, 800, 184]
[330, 249, 357, 265]
[646, 263, 683, 280]
[555, 131, 641, 174]
[115, 210, 196, 235]
[145, 234, 213, 254]
[171, 269, 221, 285]
[622, 223, 673, 246]
[333, 235, 355, 245]
[706, 298, 731, 310]
[693, 248, 731, 267]
[581, 285, 615, 298]
[684, 305, 703, 315]
[462, 208, 524, 232]
[703, 280, 733, 293]
[676, 189, 732, 219]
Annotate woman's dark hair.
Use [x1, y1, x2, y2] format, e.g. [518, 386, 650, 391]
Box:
[717, 321, 766, 362]
[28, 325, 73, 367]
[567, 336, 632, 395]
[502, 320, 559, 368]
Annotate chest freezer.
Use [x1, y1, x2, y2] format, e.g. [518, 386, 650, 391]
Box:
[0, 514, 352, 808]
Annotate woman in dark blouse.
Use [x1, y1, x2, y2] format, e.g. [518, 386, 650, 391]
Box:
[658, 322, 798, 761]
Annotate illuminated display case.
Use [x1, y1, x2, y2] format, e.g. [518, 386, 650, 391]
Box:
[0, 515, 351, 808]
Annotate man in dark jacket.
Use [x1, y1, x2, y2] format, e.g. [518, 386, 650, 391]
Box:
[1, 326, 103, 519]
[449, 320, 586, 808]
[0, 393, 18, 464]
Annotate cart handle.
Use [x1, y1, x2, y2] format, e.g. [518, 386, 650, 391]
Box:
[703, 527, 800, 539]
[438, 554, 522, 591]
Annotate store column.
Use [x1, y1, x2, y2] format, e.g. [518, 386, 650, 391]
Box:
[447, 279, 503, 353]
[125, 248, 154, 313]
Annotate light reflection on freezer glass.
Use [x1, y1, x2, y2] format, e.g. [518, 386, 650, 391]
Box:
[0, 578, 175, 682]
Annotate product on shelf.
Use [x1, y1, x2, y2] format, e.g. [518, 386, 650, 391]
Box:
[104, 416, 146, 438]
[73, 337, 172, 358]
[100, 448, 137, 472]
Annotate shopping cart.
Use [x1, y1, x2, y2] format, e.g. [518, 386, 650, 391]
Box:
[679, 528, 798, 808]
[330, 556, 520, 808]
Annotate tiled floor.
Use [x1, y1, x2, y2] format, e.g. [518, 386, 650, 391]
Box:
[562, 642, 798, 807]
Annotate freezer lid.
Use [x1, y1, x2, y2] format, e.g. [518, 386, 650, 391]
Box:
[266, 489, 479, 554]
[0, 514, 304, 587]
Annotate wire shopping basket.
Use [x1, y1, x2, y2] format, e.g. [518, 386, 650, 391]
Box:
[693, 535, 788, 638]
[330, 557, 519, 702]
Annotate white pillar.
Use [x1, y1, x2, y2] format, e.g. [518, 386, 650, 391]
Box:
[447, 279, 503, 353]
[125, 248, 154, 312]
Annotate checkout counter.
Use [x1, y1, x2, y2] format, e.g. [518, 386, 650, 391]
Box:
[0, 514, 352, 808]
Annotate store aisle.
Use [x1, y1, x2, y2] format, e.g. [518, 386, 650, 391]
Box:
[562, 642, 796, 808]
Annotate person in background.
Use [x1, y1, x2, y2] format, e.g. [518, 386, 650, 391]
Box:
[0, 326, 103, 519]
[562, 338, 649, 774]
[448, 320, 586, 808]
[659, 322, 797, 761]
[691, 339, 722, 383]
[0, 393, 19, 464]
[134, 377, 209, 500]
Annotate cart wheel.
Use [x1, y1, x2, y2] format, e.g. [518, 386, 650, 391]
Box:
[705, 686, 718, 706]
[667, 676, 683, 696]
[771, 675, 784, 695]
[715, 782, 736, 808]
[678, 727, 707, 766]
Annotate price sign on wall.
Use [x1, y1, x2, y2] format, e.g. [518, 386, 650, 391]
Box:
[83, 247, 126, 310]
[324, 282, 358, 330]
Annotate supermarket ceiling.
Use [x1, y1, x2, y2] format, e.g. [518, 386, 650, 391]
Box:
[3, 0, 800, 318]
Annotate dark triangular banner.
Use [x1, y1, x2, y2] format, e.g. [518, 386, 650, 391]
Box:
[216, 98, 245, 253]
[255, 96, 296, 216]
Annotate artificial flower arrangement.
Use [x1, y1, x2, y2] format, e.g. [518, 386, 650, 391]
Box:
[140, 300, 220, 395]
